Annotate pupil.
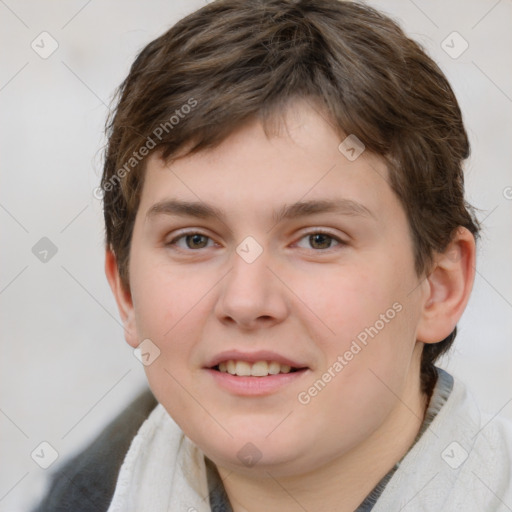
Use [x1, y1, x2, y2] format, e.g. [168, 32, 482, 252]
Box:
[310, 233, 330, 249]
[187, 234, 207, 249]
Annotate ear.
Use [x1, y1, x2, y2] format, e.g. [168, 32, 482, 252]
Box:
[416, 227, 476, 344]
[105, 249, 139, 348]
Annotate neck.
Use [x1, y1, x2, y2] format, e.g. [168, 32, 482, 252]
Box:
[217, 356, 430, 512]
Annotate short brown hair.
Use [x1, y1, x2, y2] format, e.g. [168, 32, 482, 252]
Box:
[101, 0, 479, 396]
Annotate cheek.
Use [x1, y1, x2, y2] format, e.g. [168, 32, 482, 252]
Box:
[131, 273, 202, 364]
[129, 253, 215, 382]
[130, 242, 202, 339]
[295, 263, 404, 349]
[298, 259, 419, 398]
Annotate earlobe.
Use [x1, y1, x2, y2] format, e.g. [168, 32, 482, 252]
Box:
[416, 227, 476, 344]
[105, 249, 139, 348]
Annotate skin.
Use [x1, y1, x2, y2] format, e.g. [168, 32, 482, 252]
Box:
[106, 98, 476, 512]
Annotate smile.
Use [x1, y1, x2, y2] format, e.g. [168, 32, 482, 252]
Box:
[214, 360, 303, 377]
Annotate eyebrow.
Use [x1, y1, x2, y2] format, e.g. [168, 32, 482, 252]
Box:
[146, 198, 375, 225]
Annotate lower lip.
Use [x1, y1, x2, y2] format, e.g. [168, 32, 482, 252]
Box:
[204, 368, 309, 396]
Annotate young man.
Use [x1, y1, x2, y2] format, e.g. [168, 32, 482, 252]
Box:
[34, 0, 512, 511]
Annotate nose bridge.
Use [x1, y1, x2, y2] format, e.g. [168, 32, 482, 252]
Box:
[215, 236, 288, 327]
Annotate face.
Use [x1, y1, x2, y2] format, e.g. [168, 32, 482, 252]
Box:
[122, 99, 429, 477]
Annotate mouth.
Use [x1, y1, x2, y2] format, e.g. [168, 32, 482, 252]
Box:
[203, 351, 310, 395]
[211, 360, 307, 377]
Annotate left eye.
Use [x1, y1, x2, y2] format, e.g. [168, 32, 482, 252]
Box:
[295, 232, 343, 251]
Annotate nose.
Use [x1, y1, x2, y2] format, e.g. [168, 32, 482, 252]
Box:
[214, 245, 289, 330]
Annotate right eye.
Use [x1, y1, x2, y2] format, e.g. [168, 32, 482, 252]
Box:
[166, 231, 216, 251]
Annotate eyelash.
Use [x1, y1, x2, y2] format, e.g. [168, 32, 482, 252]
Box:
[166, 229, 346, 253]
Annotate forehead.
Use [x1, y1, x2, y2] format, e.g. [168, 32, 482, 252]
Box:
[138, 101, 401, 228]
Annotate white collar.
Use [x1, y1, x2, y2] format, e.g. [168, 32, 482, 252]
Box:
[107, 403, 211, 512]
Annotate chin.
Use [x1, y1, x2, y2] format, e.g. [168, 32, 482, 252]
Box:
[194, 429, 313, 475]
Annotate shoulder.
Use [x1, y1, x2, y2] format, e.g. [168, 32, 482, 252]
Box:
[31, 388, 158, 512]
[443, 374, 512, 508]
[468, 398, 512, 488]
[430, 371, 512, 507]
[375, 369, 512, 511]
[448, 373, 512, 462]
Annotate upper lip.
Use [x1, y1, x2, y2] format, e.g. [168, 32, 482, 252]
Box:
[204, 350, 308, 369]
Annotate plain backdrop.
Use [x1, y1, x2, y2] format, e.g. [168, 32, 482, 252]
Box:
[1, 0, 511, 510]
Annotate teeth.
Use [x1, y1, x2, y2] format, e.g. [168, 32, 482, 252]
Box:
[235, 361, 251, 376]
[268, 361, 281, 375]
[217, 360, 298, 377]
[227, 360, 236, 374]
[251, 361, 269, 377]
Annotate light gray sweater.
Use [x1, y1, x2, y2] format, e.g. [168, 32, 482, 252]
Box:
[371, 367, 512, 511]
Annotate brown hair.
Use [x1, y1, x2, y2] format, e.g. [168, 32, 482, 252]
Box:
[101, 0, 479, 396]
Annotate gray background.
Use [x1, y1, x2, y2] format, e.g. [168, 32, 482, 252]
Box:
[1, 0, 511, 510]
